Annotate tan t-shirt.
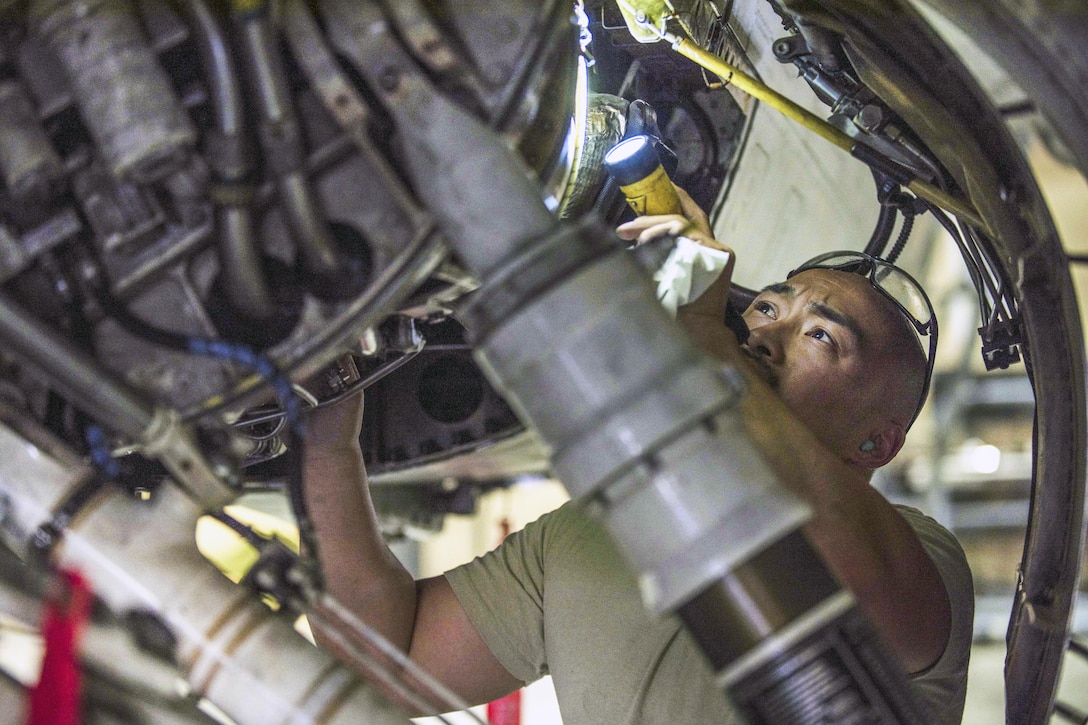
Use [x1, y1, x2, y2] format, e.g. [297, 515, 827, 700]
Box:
[446, 501, 973, 724]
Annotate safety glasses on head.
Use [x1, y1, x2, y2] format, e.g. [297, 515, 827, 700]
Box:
[787, 251, 938, 431]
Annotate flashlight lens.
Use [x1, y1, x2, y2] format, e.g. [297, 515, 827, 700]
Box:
[604, 135, 650, 165]
[603, 135, 664, 186]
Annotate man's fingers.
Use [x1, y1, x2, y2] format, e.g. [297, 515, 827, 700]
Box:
[616, 214, 690, 243]
[673, 186, 712, 235]
[636, 219, 690, 245]
[614, 189, 727, 250]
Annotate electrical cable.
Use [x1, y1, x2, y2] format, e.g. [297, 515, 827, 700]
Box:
[208, 510, 267, 548]
[312, 345, 424, 410]
[281, 425, 321, 590]
[290, 384, 320, 409]
[90, 284, 325, 567]
[885, 207, 914, 264]
[922, 198, 1021, 354]
[919, 198, 989, 313]
[229, 344, 425, 435]
[237, 416, 287, 443]
[91, 286, 302, 431]
[964, 224, 1016, 322]
[864, 169, 899, 258]
[85, 424, 121, 479]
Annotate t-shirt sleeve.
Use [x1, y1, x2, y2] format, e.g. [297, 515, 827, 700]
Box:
[896, 504, 975, 725]
[444, 504, 571, 685]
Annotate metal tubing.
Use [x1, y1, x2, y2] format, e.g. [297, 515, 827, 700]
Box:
[31, 0, 196, 182]
[309, 594, 486, 720]
[281, 0, 430, 225]
[0, 410, 412, 725]
[677, 532, 930, 723]
[0, 79, 62, 204]
[278, 170, 341, 279]
[235, 5, 344, 289]
[182, 0, 276, 320]
[216, 204, 276, 320]
[0, 290, 153, 438]
[319, 0, 557, 280]
[184, 0, 244, 138]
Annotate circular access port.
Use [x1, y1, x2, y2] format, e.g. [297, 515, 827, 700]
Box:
[416, 354, 485, 424]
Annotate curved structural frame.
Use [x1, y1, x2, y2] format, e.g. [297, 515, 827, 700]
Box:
[799, 2, 1087, 721]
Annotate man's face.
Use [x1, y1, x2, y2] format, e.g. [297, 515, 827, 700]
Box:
[740, 268, 906, 456]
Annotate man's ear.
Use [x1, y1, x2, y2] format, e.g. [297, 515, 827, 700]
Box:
[856, 423, 906, 469]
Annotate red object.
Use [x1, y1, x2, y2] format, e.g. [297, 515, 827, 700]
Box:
[27, 570, 93, 725]
[487, 689, 522, 725]
[486, 518, 521, 724]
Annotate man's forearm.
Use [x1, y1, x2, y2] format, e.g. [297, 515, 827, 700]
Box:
[302, 401, 418, 653]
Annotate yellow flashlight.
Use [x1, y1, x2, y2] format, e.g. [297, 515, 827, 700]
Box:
[603, 135, 683, 217]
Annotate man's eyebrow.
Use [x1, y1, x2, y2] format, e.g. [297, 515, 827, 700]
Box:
[810, 301, 865, 342]
[760, 282, 795, 296]
[759, 281, 865, 341]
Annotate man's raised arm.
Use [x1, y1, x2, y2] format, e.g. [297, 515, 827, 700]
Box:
[302, 395, 523, 710]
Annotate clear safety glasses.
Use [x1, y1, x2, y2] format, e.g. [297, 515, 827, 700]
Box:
[788, 251, 938, 430]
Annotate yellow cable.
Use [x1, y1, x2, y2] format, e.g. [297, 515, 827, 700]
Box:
[664, 34, 988, 232]
[673, 38, 854, 153]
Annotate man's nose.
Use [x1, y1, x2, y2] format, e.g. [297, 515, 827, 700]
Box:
[744, 322, 785, 364]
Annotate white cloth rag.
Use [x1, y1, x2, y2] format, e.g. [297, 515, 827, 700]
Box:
[652, 236, 732, 318]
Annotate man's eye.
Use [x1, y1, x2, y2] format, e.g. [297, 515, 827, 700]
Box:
[809, 328, 834, 344]
[753, 301, 776, 318]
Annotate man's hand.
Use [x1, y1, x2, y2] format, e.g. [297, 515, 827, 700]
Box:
[615, 185, 727, 251]
[615, 184, 737, 354]
[304, 388, 365, 458]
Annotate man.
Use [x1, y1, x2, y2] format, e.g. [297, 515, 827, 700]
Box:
[302, 191, 974, 723]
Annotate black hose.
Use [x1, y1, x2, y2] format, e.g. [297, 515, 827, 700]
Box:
[864, 203, 897, 258]
[210, 510, 268, 548]
[91, 285, 302, 429]
[885, 210, 914, 264]
[284, 427, 321, 585]
[863, 169, 898, 258]
[181, 0, 277, 321]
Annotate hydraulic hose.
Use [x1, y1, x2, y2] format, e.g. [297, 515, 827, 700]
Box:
[233, 1, 349, 299]
[182, 0, 277, 321]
